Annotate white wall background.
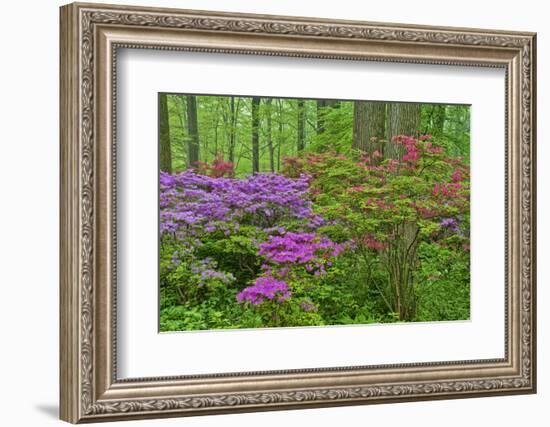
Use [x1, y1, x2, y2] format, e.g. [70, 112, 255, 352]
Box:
[0, 0, 545, 426]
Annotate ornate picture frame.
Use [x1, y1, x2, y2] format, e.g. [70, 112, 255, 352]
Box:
[60, 2, 536, 423]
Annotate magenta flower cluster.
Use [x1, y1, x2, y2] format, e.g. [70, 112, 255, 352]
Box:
[235, 231, 347, 307]
[259, 232, 345, 271]
[160, 171, 323, 236]
[236, 276, 291, 305]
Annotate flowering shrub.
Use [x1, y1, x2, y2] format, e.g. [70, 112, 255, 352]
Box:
[283, 135, 470, 321]
[258, 232, 345, 271]
[234, 231, 348, 324]
[194, 154, 235, 178]
[161, 241, 236, 306]
[160, 167, 340, 328]
[160, 171, 323, 236]
[236, 276, 291, 305]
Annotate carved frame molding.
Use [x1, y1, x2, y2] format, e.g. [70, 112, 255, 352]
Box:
[60, 2, 536, 423]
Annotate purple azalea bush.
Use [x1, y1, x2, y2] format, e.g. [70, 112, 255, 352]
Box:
[160, 171, 324, 237]
[236, 276, 291, 305]
[160, 170, 347, 318]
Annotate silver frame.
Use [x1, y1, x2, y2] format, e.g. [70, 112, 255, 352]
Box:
[60, 2, 536, 423]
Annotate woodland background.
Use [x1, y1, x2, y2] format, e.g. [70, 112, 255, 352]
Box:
[158, 94, 470, 175]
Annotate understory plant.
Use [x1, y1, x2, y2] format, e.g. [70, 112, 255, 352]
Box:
[283, 135, 470, 321]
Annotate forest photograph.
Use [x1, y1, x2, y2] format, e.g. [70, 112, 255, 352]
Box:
[159, 93, 471, 332]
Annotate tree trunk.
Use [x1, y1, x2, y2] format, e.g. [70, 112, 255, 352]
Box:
[382, 223, 419, 321]
[352, 101, 386, 153]
[227, 97, 238, 164]
[186, 95, 200, 167]
[265, 98, 274, 172]
[159, 93, 172, 173]
[385, 103, 422, 320]
[251, 97, 261, 174]
[297, 99, 305, 152]
[277, 99, 283, 171]
[433, 105, 447, 135]
[213, 116, 219, 157]
[386, 102, 421, 160]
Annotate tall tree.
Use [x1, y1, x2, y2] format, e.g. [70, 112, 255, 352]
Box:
[297, 99, 305, 152]
[186, 95, 200, 166]
[171, 96, 188, 171]
[227, 97, 238, 164]
[386, 102, 421, 159]
[213, 99, 220, 157]
[251, 97, 261, 173]
[352, 101, 386, 153]
[277, 99, 284, 171]
[433, 105, 447, 135]
[386, 102, 422, 276]
[159, 93, 172, 173]
[265, 98, 274, 172]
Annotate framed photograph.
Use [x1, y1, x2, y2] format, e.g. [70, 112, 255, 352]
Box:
[60, 2, 537, 423]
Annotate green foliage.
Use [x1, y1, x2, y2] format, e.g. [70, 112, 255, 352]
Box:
[311, 253, 387, 324]
[283, 136, 470, 321]
[309, 102, 354, 153]
[240, 297, 325, 328]
[196, 226, 264, 285]
[415, 242, 470, 321]
[421, 104, 470, 161]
